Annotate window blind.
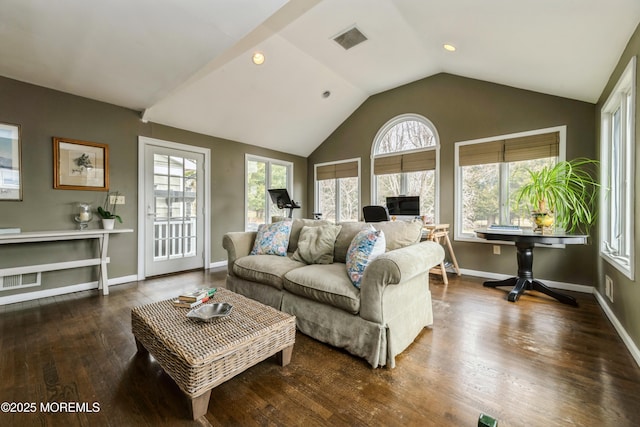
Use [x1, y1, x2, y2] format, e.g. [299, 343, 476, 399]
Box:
[459, 131, 559, 166]
[316, 160, 359, 180]
[373, 150, 436, 175]
[504, 132, 560, 162]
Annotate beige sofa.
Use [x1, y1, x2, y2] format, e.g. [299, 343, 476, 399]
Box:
[222, 219, 445, 368]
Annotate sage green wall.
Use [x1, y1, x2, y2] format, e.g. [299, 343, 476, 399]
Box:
[596, 22, 640, 351]
[308, 73, 596, 286]
[0, 76, 306, 297]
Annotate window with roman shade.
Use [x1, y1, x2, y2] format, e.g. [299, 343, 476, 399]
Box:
[316, 160, 359, 180]
[455, 127, 565, 239]
[373, 150, 437, 174]
[371, 114, 440, 223]
[458, 131, 559, 166]
[315, 159, 360, 223]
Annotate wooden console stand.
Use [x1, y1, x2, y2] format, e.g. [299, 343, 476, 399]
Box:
[0, 229, 133, 296]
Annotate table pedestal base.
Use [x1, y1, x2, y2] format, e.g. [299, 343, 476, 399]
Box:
[483, 276, 578, 306]
[483, 241, 578, 306]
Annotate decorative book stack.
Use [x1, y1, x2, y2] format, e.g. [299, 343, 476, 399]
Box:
[488, 224, 523, 233]
[172, 288, 217, 308]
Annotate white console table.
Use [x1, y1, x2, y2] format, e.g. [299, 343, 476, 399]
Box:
[0, 229, 134, 296]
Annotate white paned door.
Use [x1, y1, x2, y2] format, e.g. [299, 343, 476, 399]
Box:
[144, 145, 204, 276]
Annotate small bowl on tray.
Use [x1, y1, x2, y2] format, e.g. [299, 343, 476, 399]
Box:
[186, 303, 233, 322]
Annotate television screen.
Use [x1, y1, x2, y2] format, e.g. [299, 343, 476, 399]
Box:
[386, 196, 420, 216]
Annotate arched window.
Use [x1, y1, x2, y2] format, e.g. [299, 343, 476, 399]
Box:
[371, 114, 439, 222]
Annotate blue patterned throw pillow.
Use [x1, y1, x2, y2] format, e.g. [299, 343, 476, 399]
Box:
[250, 221, 293, 256]
[346, 227, 386, 288]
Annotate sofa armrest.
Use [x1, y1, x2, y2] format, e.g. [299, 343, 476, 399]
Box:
[359, 241, 445, 323]
[222, 231, 257, 275]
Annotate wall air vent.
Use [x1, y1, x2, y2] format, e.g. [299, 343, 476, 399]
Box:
[0, 273, 41, 291]
[333, 26, 367, 50]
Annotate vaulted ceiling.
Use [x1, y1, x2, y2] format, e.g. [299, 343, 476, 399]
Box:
[1, 0, 640, 156]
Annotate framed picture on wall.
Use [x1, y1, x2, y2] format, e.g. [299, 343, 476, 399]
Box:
[53, 137, 109, 191]
[0, 122, 22, 201]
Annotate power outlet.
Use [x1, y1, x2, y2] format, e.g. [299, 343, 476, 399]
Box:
[605, 275, 614, 303]
[493, 245, 501, 255]
[109, 195, 125, 205]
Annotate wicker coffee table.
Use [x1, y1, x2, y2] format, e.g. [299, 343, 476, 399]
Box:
[131, 288, 296, 420]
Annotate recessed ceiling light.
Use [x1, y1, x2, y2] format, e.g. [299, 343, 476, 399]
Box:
[443, 44, 456, 52]
[252, 52, 265, 65]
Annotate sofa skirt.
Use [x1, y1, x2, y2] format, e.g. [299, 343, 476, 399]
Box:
[282, 292, 387, 368]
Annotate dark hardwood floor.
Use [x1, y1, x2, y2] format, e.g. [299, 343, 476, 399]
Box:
[1, 269, 640, 426]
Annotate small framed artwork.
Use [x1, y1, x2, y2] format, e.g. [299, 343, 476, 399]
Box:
[53, 137, 109, 191]
[0, 122, 22, 201]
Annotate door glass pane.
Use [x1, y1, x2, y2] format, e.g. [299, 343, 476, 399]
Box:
[247, 160, 266, 231]
[184, 158, 197, 255]
[153, 154, 198, 260]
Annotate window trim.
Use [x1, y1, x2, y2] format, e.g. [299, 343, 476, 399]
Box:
[454, 125, 567, 243]
[600, 56, 636, 280]
[370, 113, 440, 222]
[314, 158, 361, 223]
[244, 154, 294, 231]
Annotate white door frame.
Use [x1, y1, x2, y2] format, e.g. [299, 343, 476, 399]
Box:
[137, 136, 211, 279]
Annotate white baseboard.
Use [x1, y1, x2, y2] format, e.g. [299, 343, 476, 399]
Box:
[209, 260, 228, 270]
[0, 274, 138, 306]
[593, 290, 640, 367]
[107, 274, 138, 287]
[461, 268, 640, 368]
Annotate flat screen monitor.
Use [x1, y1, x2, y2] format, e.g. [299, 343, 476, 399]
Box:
[386, 196, 420, 216]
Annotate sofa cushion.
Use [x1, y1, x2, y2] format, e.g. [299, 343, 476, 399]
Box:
[334, 221, 371, 263]
[288, 218, 333, 253]
[346, 228, 386, 288]
[283, 263, 360, 314]
[233, 255, 305, 290]
[372, 220, 423, 251]
[292, 224, 342, 264]
[250, 221, 293, 256]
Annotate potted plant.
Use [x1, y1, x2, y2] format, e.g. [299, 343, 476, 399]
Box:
[97, 191, 123, 230]
[515, 158, 600, 233]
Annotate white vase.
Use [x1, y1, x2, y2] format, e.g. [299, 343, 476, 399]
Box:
[102, 218, 115, 230]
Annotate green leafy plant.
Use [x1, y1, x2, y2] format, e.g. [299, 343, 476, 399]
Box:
[515, 158, 600, 233]
[97, 191, 123, 223]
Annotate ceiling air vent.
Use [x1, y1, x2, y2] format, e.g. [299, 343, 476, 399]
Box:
[333, 26, 367, 50]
